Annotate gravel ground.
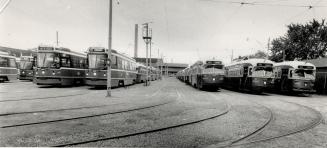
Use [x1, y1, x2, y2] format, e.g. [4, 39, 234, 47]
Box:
[0, 78, 326, 147]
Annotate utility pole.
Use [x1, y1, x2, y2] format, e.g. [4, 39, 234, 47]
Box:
[267, 38, 270, 60]
[56, 31, 59, 47]
[106, 0, 113, 97]
[282, 48, 285, 62]
[231, 49, 234, 62]
[142, 23, 152, 86]
[134, 24, 138, 58]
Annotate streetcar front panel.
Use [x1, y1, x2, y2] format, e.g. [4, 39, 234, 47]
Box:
[290, 68, 316, 93]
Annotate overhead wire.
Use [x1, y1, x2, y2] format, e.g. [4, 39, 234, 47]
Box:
[200, 0, 327, 8]
[0, 0, 11, 15]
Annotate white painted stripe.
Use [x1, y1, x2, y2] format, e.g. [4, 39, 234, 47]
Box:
[0, 74, 17, 76]
[38, 50, 86, 58]
[0, 67, 17, 70]
[60, 67, 86, 71]
[36, 76, 84, 79]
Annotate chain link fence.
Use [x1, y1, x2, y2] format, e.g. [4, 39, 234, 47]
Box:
[315, 72, 327, 94]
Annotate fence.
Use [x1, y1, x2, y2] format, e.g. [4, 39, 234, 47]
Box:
[315, 72, 327, 94]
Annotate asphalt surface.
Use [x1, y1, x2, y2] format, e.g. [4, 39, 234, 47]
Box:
[0, 78, 326, 147]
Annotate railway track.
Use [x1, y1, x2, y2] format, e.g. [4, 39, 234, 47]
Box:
[0, 85, 169, 128]
[52, 97, 230, 147]
[0, 92, 88, 103]
[217, 90, 323, 147]
[0, 100, 174, 128]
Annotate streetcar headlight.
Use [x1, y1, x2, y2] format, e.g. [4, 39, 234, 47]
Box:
[86, 73, 89, 76]
[213, 78, 216, 81]
[52, 72, 55, 75]
[42, 71, 45, 74]
[104, 74, 106, 76]
[263, 81, 267, 85]
[93, 72, 97, 76]
[22, 71, 25, 74]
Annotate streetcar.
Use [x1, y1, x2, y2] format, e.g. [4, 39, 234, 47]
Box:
[176, 69, 184, 81]
[136, 63, 147, 83]
[34, 46, 87, 86]
[273, 61, 316, 93]
[184, 67, 191, 84]
[0, 51, 18, 82]
[18, 56, 36, 81]
[224, 58, 274, 93]
[150, 67, 160, 81]
[190, 60, 225, 90]
[85, 47, 137, 87]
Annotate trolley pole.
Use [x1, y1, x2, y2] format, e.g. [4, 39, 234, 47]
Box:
[106, 0, 112, 97]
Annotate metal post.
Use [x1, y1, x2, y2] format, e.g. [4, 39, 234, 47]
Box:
[134, 24, 138, 58]
[146, 42, 149, 86]
[56, 31, 59, 47]
[324, 73, 327, 94]
[106, 0, 112, 97]
[282, 48, 285, 62]
[142, 23, 152, 86]
[150, 40, 152, 81]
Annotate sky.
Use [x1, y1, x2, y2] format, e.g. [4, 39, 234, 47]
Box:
[0, 0, 327, 65]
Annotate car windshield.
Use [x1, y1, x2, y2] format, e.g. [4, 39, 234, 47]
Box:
[19, 60, 33, 69]
[293, 69, 315, 79]
[205, 64, 223, 69]
[88, 54, 107, 69]
[37, 53, 58, 68]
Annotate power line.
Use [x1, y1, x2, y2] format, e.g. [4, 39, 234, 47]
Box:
[200, 0, 327, 8]
[0, 0, 11, 15]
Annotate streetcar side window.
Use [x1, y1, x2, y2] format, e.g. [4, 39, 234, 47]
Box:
[111, 55, 117, 69]
[8, 58, 16, 68]
[0, 57, 9, 67]
[117, 58, 122, 69]
[60, 55, 71, 68]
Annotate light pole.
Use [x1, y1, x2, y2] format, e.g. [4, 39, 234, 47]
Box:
[142, 23, 152, 86]
[106, 0, 113, 97]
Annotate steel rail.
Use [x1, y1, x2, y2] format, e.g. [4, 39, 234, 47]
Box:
[52, 99, 230, 147]
[218, 91, 322, 147]
[0, 100, 174, 128]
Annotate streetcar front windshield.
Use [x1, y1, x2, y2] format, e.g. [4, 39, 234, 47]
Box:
[205, 64, 223, 69]
[37, 53, 58, 68]
[293, 69, 315, 79]
[88, 54, 107, 69]
[252, 66, 273, 77]
[20, 60, 33, 70]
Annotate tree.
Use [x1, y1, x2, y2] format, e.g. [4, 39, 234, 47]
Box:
[233, 50, 268, 61]
[269, 19, 327, 62]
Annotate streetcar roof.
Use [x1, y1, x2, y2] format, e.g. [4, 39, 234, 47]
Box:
[87, 47, 136, 63]
[274, 61, 316, 70]
[225, 58, 274, 67]
[37, 46, 86, 58]
[0, 51, 16, 59]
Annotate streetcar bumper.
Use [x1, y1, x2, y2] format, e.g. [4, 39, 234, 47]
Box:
[292, 80, 315, 93]
[251, 78, 272, 92]
[85, 78, 107, 86]
[202, 75, 224, 87]
[34, 77, 61, 85]
[18, 70, 34, 80]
